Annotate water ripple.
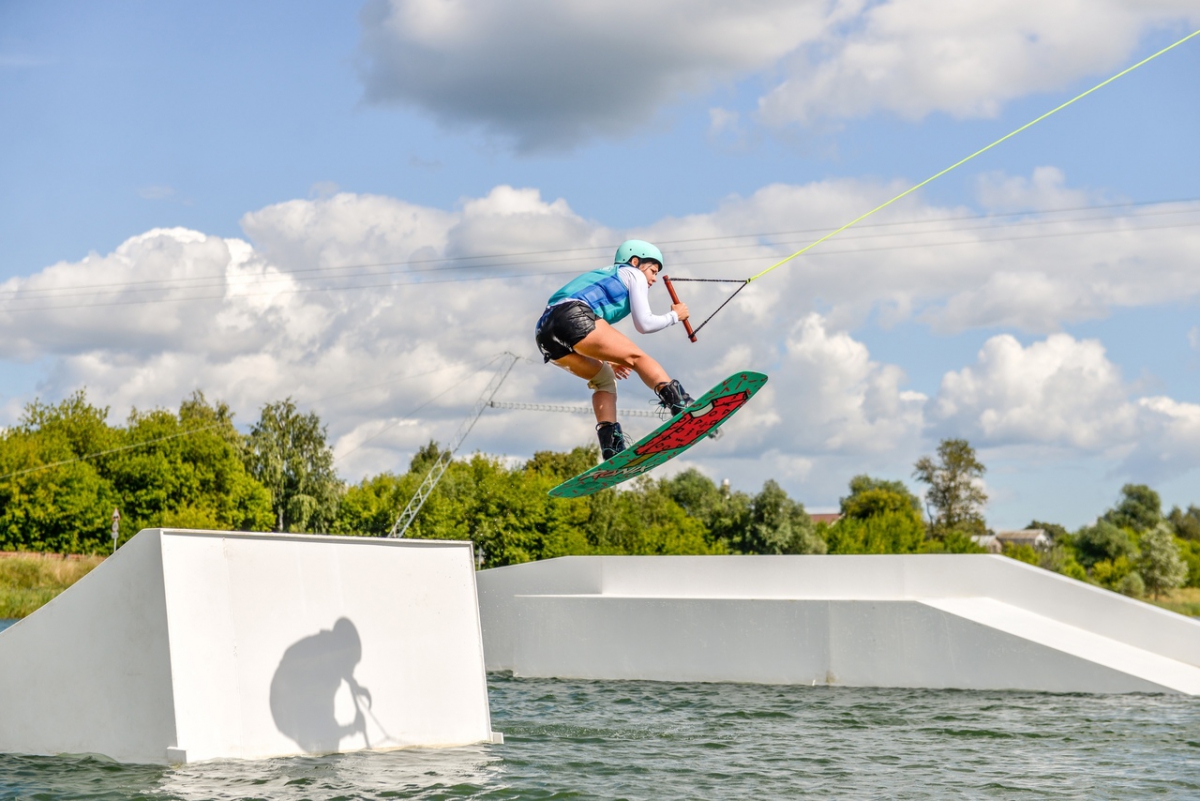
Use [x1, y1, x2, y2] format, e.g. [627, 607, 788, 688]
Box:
[1, 675, 1199, 799]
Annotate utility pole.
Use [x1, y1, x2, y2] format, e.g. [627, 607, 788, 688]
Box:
[111, 508, 121, 553]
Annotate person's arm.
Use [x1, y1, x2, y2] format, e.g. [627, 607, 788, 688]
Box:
[619, 266, 677, 334]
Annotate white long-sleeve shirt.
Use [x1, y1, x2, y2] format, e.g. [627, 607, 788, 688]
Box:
[617, 265, 678, 334]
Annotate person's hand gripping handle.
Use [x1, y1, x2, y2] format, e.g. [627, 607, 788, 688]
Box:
[662, 275, 697, 343]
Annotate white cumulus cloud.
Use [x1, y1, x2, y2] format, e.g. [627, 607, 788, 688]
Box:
[634, 169, 1200, 335]
[357, 0, 1198, 149]
[930, 332, 1200, 478]
[758, 0, 1197, 126]
[3, 175, 1198, 495]
[931, 334, 1136, 449]
[0, 190, 612, 478]
[773, 314, 926, 454]
[357, 0, 826, 150]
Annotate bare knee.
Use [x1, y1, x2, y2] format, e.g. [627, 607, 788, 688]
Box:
[553, 354, 602, 381]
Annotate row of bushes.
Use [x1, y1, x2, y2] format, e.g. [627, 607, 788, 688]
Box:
[1, 391, 1196, 606]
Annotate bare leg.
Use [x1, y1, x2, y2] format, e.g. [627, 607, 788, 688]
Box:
[592, 389, 616, 422]
[572, 320, 669, 390]
[553, 353, 619, 424]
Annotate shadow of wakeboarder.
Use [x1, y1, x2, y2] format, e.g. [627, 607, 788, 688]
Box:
[269, 617, 374, 754]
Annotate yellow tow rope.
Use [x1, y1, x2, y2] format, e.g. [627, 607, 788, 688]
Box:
[746, 28, 1200, 284]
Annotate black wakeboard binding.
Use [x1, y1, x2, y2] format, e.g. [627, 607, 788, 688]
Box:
[655, 379, 695, 418]
[655, 378, 723, 440]
[596, 421, 627, 461]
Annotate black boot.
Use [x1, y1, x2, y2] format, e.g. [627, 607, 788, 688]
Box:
[655, 379, 695, 418]
[596, 421, 627, 461]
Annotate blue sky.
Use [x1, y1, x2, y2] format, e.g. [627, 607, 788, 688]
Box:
[1, 1, 1198, 529]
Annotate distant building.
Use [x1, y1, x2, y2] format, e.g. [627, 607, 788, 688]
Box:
[809, 513, 843, 526]
[994, 529, 1052, 551]
[971, 535, 1002, 554]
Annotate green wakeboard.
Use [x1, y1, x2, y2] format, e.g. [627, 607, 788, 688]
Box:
[549, 371, 768, 498]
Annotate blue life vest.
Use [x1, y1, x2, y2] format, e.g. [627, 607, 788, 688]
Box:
[546, 265, 631, 324]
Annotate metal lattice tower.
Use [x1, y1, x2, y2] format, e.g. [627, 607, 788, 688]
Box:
[388, 353, 520, 538]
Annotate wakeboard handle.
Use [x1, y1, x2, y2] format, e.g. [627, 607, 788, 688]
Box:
[662, 275, 697, 343]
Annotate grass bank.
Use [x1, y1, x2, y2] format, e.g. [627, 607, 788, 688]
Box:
[1148, 587, 1200, 618]
[0, 553, 104, 619]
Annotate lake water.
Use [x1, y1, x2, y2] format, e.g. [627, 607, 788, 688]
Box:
[0, 671, 1198, 799]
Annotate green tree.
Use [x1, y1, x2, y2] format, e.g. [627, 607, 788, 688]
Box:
[17, 390, 119, 458]
[584, 476, 720, 557]
[0, 391, 120, 552]
[1117, 571, 1145, 598]
[335, 472, 413, 536]
[1174, 539, 1200, 588]
[1039, 546, 1089, 582]
[1168, 505, 1200, 540]
[841, 487, 922, 522]
[827, 473, 926, 554]
[1075, 520, 1136, 568]
[1002, 541, 1040, 565]
[105, 393, 273, 537]
[1102, 484, 1162, 533]
[525, 446, 599, 484]
[826, 510, 925, 554]
[840, 475, 921, 517]
[1091, 555, 1141, 595]
[736, 480, 824, 555]
[245, 398, 342, 533]
[918, 529, 986, 554]
[337, 444, 721, 566]
[0, 390, 273, 552]
[660, 469, 752, 551]
[912, 438, 988, 537]
[1138, 523, 1187, 598]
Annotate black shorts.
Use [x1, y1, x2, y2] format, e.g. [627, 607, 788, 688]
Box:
[535, 301, 598, 362]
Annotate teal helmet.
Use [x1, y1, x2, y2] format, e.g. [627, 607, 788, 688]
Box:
[614, 239, 664, 267]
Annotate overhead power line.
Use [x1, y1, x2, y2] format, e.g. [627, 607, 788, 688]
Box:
[0, 422, 229, 482]
[2, 213, 1197, 314]
[9, 201, 1200, 304]
[5, 196, 1195, 302]
[5, 199, 1197, 303]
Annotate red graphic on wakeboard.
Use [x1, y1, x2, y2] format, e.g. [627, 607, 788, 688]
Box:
[547, 371, 768, 498]
[589, 390, 751, 475]
[636, 391, 749, 454]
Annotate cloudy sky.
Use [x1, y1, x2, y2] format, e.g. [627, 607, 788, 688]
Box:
[2, 1, 1198, 529]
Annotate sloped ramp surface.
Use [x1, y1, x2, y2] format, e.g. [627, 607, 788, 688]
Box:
[922, 598, 1200, 694]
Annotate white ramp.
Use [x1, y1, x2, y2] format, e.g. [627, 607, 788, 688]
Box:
[0, 529, 499, 764]
[477, 555, 1200, 694]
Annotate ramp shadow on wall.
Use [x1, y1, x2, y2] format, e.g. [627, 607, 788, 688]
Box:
[270, 618, 376, 753]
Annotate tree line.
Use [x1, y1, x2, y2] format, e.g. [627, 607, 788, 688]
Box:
[0, 391, 1197, 602]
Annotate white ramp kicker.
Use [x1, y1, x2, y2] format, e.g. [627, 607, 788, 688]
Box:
[476, 555, 1200, 694]
[0, 529, 500, 765]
